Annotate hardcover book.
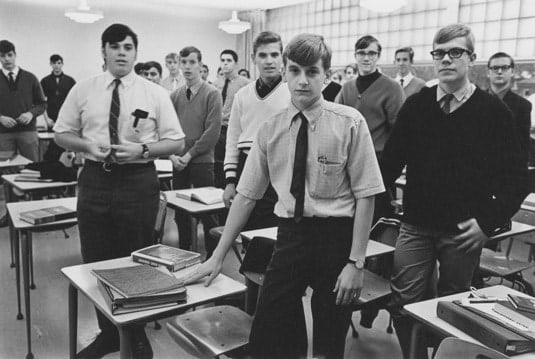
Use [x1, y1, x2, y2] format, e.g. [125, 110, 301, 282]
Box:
[91, 264, 185, 298]
[508, 294, 535, 314]
[175, 187, 224, 205]
[19, 206, 76, 225]
[131, 244, 201, 272]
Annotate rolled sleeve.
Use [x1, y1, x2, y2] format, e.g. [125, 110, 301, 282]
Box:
[53, 84, 82, 135]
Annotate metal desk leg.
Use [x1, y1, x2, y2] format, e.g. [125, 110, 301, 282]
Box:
[191, 216, 199, 252]
[21, 230, 34, 359]
[118, 326, 132, 359]
[409, 322, 423, 359]
[14, 228, 23, 320]
[5, 182, 15, 268]
[29, 232, 35, 289]
[68, 284, 78, 359]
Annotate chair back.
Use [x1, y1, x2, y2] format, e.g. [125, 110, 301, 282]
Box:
[153, 192, 168, 244]
[435, 338, 509, 359]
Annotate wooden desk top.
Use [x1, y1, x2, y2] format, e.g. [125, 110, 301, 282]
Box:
[38, 132, 55, 140]
[0, 154, 32, 168]
[491, 221, 535, 241]
[7, 197, 77, 230]
[240, 227, 395, 258]
[2, 174, 77, 191]
[404, 285, 535, 359]
[61, 257, 246, 325]
[164, 189, 226, 215]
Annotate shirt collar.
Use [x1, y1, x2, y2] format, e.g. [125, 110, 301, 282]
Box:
[2, 66, 19, 78]
[225, 72, 239, 82]
[436, 81, 475, 103]
[104, 70, 136, 89]
[287, 97, 323, 130]
[187, 80, 203, 96]
[395, 72, 414, 87]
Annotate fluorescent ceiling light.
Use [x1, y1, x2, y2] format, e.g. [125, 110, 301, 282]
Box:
[360, 0, 407, 13]
[65, 0, 103, 24]
[218, 11, 251, 34]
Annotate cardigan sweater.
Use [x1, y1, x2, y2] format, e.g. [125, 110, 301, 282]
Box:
[403, 76, 426, 98]
[382, 86, 529, 235]
[0, 68, 46, 132]
[170, 82, 222, 163]
[336, 74, 405, 154]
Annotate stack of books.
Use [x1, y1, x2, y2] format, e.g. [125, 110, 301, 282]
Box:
[92, 264, 188, 315]
[131, 244, 201, 272]
[15, 169, 53, 183]
[175, 187, 224, 205]
[19, 205, 76, 225]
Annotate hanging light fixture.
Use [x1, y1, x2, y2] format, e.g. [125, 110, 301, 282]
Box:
[65, 0, 103, 24]
[218, 11, 251, 34]
[360, 0, 407, 13]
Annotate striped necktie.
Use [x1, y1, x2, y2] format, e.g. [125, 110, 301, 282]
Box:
[108, 78, 121, 162]
[441, 93, 454, 114]
[290, 112, 308, 222]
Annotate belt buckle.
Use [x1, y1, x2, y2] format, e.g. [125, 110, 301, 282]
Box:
[102, 162, 112, 172]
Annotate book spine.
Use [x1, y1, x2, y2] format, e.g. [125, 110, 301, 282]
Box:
[132, 255, 174, 272]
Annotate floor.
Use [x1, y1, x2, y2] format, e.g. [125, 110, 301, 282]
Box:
[1, 189, 534, 358]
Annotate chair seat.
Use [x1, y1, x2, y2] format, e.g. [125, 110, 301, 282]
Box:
[479, 248, 535, 276]
[357, 269, 391, 305]
[167, 305, 253, 358]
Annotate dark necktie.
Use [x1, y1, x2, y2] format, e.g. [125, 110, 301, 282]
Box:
[400, 78, 404, 87]
[441, 93, 454, 114]
[8, 72, 15, 90]
[221, 78, 230, 104]
[290, 112, 308, 223]
[108, 78, 121, 162]
[186, 88, 192, 101]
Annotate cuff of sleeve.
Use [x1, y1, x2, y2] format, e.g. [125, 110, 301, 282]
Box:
[225, 176, 237, 185]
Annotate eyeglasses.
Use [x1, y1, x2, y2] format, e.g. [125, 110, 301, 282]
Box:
[355, 50, 379, 59]
[430, 48, 471, 60]
[489, 65, 512, 73]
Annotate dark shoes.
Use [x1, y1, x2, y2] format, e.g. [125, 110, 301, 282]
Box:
[76, 332, 119, 359]
[132, 329, 153, 359]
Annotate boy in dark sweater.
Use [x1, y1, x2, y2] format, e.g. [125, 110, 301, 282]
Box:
[382, 24, 528, 358]
[170, 46, 222, 257]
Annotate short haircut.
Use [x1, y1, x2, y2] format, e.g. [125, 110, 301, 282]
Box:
[395, 47, 415, 62]
[433, 24, 474, 53]
[0, 40, 15, 54]
[238, 68, 250, 78]
[488, 51, 515, 69]
[355, 35, 381, 54]
[50, 54, 63, 63]
[253, 31, 283, 55]
[202, 64, 209, 72]
[134, 62, 147, 75]
[179, 46, 202, 62]
[144, 61, 162, 76]
[220, 49, 238, 62]
[345, 64, 356, 73]
[283, 33, 331, 71]
[165, 52, 179, 61]
[101, 23, 138, 50]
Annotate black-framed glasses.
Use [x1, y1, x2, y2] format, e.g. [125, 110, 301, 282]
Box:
[489, 65, 512, 73]
[355, 50, 379, 59]
[430, 48, 471, 60]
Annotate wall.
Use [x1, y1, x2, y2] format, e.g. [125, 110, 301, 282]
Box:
[0, 2, 240, 83]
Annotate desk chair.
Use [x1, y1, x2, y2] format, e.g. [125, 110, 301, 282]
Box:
[434, 337, 509, 359]
[167, 305, 252, 358]
[208, 226, 243, 263]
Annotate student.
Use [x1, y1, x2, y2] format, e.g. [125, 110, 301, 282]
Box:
[170, 46, 222, 257]
[344, 63, 357, 82]
[394, 46, 426, 98]
[200, 63, 211, 84]
[223, 31, 289, 230]
[238, 68, 250, 79]
[54, 23, 184, 359]
[161, 52, 185, 92]
[381, 24, 528, 358]
[214, 49, 250, 188]
[143, 60, 162, 85]
[487, 51, 531, 164]
[134, 62, 146, 76]
[186, 33, 384, 359]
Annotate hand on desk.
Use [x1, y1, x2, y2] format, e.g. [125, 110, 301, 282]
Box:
[453, 218, 489, 253]
[183, 256, 223, 287]
[334, 264, 363, 306]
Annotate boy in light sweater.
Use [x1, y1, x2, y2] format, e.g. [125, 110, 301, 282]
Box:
[170, 46, 222, 257]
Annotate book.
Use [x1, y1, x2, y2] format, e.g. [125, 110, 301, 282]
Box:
[91, 264, 185, 298]
[437, 301, 535, 355]
[97, 280, 187, 315]
[508, 294, 535, 314]
[15, 176, 54, 183]
[494, 300, 535, 331]
[19, 205, 76, 225]
[131, 244, 201, 272]
[175, 187, 224, 205]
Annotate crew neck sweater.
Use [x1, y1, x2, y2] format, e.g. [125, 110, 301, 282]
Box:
[382, 86, 528, 235]
[170, 82, 222, 163]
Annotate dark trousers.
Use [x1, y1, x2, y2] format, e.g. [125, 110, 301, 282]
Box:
[172, 162, 219, 257]
[249, 217, 353, 359]
[388, 222, 481, 359]
[214, 125, 227, 189]
[78, 160, 159, 336]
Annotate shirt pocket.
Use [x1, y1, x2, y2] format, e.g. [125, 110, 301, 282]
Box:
[308, 152, 345, 199]
[123, 112, 157, 143]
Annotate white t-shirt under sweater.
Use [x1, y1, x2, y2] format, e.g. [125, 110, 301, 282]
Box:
[224, 80, 290, 182]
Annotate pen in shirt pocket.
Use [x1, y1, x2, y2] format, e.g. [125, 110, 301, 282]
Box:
[132, 109, 149, 129]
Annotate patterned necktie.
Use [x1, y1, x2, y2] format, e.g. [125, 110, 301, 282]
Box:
[290, 112, 308, 223]
[186, 88, 192, 101]
[400, 78, 404, 88]
[441, 93, 454, 114]
[108, 78, 121, 162]
[221, 78, 230, 104]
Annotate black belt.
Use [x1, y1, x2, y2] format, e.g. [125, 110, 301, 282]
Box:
[85, 159, 154, 172]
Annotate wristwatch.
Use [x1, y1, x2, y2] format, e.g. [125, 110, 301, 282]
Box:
[141, 144, 150, 159]
[348, 258, 365, 270]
